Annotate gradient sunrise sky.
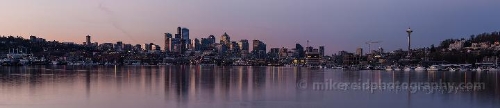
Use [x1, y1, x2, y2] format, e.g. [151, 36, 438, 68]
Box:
[1, 0, 499, 54]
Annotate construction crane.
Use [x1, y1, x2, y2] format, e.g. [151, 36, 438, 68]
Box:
[365, 41, 382, 54]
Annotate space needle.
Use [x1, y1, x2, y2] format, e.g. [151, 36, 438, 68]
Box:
[406, 27, 413, 58]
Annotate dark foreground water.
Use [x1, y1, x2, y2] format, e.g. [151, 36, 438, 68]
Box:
[0, 65, 499, 108]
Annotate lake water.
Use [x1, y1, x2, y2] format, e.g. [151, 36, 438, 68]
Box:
[0, 65, 499, 108]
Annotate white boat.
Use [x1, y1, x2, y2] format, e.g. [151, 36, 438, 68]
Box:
[51, 61, 58, 65]
[394, 67, 402, 71]
[427, 65, 442, 71]
[459, 67, 470, 71]
[385, 66, 393, 71]
[449, 68, 458, 72]
[476, 67, 486, 72]
[415, 66, 426, 71]
[489, 67, 499, 71]
[404, 67, 413, 71]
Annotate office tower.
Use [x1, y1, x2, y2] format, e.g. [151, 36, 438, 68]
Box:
[99, 43, 114, 51]
[154, 45, 161, 51]
[200, 38, 210, 51]
[181, 28, 190, 49]
[279, 47, 289, 58]
[144, 43, 152, 51]
[239, 39, 249, 51]
[164, 33, 172, 52]
[356, 47, 363, 56]
[208, 35, 216, 44]
[253, 40, 260, 52]
[270, 48, 280, 58]
[252, 40, 267, 59]
[239, 39, 250, 58]
[319, 46, 325, 57]
[252, 40, 266, 52]
[230, 41, 239, 51]
[230, 41, 240, 57]
[86, 35, 91, 46]
[123, 44, 132, 51]
[193, 38, 201, 51]
[220, 32, 230, 45]
[115, 41, 123, 51]
[177, 27, 182, 36]
[30, 36, 37, 42]
[134, 44, 142, 51]
[171, 38, 181, 53]
[295, 43, 305, 58]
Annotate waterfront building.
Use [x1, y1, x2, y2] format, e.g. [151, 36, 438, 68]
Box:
[279, 47, 290, 59]
[305, 47, 321, 67]
[294, 43, 305, 58]
[356, 47, 363, 56]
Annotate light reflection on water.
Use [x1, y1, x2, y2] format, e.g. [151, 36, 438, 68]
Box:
[0, 65, 499, 108]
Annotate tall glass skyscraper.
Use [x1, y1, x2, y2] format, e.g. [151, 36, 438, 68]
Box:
[164, 33, 172, 52]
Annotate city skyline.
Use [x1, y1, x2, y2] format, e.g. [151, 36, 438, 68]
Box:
[1, 0, 500, 54]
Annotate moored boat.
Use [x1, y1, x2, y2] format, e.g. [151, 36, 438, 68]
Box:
[415, 66, 426, 71]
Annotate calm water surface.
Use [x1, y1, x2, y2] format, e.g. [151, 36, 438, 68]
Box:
[0, 65, 499, 108]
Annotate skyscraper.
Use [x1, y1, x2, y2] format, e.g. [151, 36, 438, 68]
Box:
[295, 43, 305, 58]
[230, 41, 240, 56]
[253, 40, 261, 52]
[252, 40, 266, 59]
[86, 35, 91, 46]
[115, 41, 123, 51]
[319, 46, 325, 57]
[208, 35, 216, 44]
[144, 43, 154, 51]
[220, 32, 230, 45]
[239, 39, 249, 51]
[239, 39, 250, 58]
[164, 33, 172, 52]
[193, 38, 201, 51]
[181, 28, 190, 49]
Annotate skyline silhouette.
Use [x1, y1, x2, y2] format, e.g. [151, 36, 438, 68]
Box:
[1, 0, 500, 54]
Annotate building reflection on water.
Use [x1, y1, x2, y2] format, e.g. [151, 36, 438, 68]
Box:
[0, 66, 499, 108]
